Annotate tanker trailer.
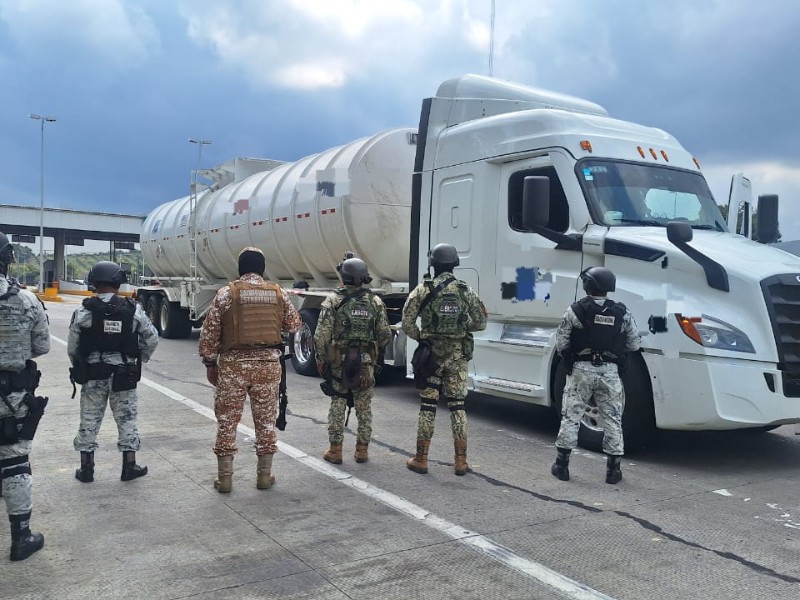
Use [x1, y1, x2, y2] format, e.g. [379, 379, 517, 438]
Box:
[138, 127, 417, 375]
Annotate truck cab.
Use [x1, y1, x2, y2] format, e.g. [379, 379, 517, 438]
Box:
[413, 75, 800, 449]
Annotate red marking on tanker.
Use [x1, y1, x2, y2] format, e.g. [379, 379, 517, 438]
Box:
[233, 199, 250, 215]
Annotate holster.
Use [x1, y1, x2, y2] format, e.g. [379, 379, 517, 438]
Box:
[411, 341, 438, 389]
[341, 345, 363, 390]
[69, 360, 90, 385]
[19, 394, 48, 441]
[111, 362, 140, 392]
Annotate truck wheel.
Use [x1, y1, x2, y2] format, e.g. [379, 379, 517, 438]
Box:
[146, 296, 162, 335]
[159, 300, 193, 339]
[552, 354, 656, 453]
[291, 308, 320, 377]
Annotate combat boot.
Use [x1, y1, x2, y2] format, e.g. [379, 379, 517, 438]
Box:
[214, 455, 233, 493]
[323, 443, 343, 464]
[256, 454, 275, 490]
[9, 513, 44, 562]
[121, 451, 148, 481]
[454, 440, 469, 476]
[75, 451, 94, 483]
[606, 454, 623, 484]
[551, 447, 571, 481]
[406, 439, 430, 474]
[354, 441, 369, 463]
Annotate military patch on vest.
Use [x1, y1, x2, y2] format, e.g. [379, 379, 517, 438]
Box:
[594, 314, 616, 326]
[239, 288, 278, 304]
[351, 307, 370, 318]
[103, 320, 123, 334]
[439, 301, 461, 315]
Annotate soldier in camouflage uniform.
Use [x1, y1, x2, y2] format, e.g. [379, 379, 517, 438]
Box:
[552, 266, 641, 484]
[199, 248, 301, 493]
[0, 232, 50, 561]
[402, 243, 487, 476]
[314, 257, 390, 464]
[70, 261, 159, 483]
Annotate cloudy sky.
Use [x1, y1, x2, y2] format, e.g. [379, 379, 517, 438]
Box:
[3, 0, 800, 243]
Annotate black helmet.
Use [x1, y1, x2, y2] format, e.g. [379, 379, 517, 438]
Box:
[0, 232, 14, 270]
[87, 261, 127, 290]
[581, 266, 616, 294]
[428, 243, 459, 271]
[338, 258, 372, 286]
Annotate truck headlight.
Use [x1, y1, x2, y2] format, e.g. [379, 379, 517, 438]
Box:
[676, 314, 755, 353]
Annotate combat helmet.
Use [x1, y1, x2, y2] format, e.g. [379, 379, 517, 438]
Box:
[428, 243, 459, 273]
[338, 257, 372, 286]
[87, 261, 127, 290]
[0, 232, 14, 274]
[580, 266, 616, 295]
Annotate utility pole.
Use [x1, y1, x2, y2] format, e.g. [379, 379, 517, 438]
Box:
[29, 113, 57, 293]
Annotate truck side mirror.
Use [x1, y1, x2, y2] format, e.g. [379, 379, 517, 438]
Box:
[666, 221, 693, 244]
[756, 194, 779, 243]
[522, 176, 550, 230]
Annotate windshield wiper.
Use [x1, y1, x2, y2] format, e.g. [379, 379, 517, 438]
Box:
[617, 218, 664, 227]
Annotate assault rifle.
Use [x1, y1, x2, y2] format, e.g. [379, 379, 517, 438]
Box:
[276, 352, 289, 430]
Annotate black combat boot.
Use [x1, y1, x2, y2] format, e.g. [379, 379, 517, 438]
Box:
[9, 512, 44, 561]
[75, 451, 95, 483]
[551, 447, 571, 481]
[606, 454, 623, 484]
[121, 451, 148, 481]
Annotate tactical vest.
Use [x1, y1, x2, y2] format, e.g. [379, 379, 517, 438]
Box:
[79, 295, 139, 359]
[420, 278, 469, 337]
[332, 287, 378, 351]
[569, 297, 627, 359]
[0, 284, 27, 370]
[220, 280, 283, 352]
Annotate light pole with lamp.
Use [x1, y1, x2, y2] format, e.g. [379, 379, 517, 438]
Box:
[29, 113, 56, 293]
[188, 138, 212, 169]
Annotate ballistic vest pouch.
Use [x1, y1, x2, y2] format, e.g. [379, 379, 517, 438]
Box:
[341, 345, 362, 390]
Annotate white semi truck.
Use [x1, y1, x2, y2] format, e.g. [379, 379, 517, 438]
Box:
[139, 74, 800, 450]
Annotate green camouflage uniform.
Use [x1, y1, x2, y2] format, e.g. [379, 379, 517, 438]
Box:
[554, 295, 641, 455]
[314, 285, 390, 445]
[402, 272, 487, 442]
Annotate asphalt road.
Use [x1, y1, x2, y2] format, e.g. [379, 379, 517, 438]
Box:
[3, 296, 799, 599]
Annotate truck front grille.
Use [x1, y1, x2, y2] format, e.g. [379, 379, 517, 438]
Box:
[761, 273, 800, 397]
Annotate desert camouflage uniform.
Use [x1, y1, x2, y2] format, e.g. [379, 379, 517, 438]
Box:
[69, 293, 159, 452]
[402, 272, 487, 441]
[554, 295, 641, 455]
[314, 285, 390, 445]
[0, 275, 50, 518]
[199, 273, 301, 457]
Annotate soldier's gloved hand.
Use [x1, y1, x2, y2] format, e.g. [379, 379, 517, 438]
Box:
[206, 365, 219, 386]
[316, 359, 324, 378]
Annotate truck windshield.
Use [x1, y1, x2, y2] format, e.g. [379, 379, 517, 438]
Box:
[578, 160, 727, 232]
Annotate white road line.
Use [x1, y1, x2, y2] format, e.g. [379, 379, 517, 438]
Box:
[51, 334, 614, 600]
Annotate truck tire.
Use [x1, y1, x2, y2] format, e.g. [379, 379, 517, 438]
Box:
[159, 300, 193, 339]
[146, 296, 162, 335]
[552, 353, 656, 453]
[291, 308, 320, 377]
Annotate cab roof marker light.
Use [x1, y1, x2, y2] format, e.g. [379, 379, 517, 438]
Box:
[693, 157, 701, 169]
[637, 146, 646, 158]
[649, 148, 658, 160]
[676, 314, 703, 345]
[661, 150, 669, 162]
[580, 140, 593, 153]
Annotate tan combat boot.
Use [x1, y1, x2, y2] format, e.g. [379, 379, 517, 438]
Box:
[257, 454, 275, 489]
[214, 455, 233, 493]
[354, 441, 369, 463]
[323, 443, 343, 464]
[406, 440, 430, 474]
[454, 440, 469, 476]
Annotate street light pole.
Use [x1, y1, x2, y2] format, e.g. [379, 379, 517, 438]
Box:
[29, 113, 56, 293]
[188, 138, 212, 169]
